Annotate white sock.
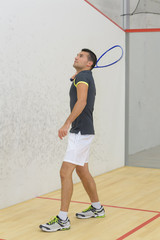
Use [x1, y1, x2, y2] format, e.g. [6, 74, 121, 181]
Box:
[92, 202, 101, 209]
[58, 211, 68, 220]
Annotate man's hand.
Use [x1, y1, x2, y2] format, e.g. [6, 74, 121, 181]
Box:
[58, 122, 70, 140]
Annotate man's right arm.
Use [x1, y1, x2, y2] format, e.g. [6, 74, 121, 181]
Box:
[58, 83, 88, 139]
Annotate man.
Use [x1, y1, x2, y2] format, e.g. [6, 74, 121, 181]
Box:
[39, 49, 105, 232]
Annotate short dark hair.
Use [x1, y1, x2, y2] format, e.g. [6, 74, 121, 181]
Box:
[81, 48, 97, 70]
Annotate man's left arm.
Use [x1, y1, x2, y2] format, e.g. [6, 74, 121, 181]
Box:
[58, 83, 88, 140]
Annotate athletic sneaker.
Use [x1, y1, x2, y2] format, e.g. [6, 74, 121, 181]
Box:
[39, 216, 70, 232]
[76, 205, 105, 219]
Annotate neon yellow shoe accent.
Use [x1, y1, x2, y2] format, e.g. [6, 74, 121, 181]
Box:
[48, 216, 58, 225]
[61, 227, 71, 231]
[83, 206, 92, 212]
[95, 214, 105, 218]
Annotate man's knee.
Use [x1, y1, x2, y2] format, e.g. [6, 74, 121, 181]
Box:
[60, 162, 75, 180]
[76, 166, 87, 178]
[60, 167, 66, 180]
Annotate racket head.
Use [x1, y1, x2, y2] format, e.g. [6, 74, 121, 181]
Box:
[94, 45, 123, 69]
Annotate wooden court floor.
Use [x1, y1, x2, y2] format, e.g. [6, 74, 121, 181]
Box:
[0, 166, 160, 240]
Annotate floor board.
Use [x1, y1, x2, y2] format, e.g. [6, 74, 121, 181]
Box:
[0, 167, 160, 240]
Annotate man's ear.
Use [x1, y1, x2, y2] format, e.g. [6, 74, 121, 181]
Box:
[87, 61, 93, 68]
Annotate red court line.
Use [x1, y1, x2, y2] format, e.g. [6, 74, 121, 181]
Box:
[36, 197, 160, 214]
[84, 0, 125, 32]
[126, 28, 160, 33]
[116, 213, 160, 240]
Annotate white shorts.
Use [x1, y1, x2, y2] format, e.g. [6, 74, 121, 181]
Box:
[63, 132, 94, 166]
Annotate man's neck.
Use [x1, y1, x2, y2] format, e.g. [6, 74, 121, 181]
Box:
[75, 68, 91, 74]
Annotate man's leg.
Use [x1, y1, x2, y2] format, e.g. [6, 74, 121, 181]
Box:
[39, 161, 75, 232]
[75, 163, 105, 219]
[76, 163, 99, 202]
[60, 161, 76, 212]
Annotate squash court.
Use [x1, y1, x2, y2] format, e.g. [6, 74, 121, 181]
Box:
[1, 0, 160, 239]
[0, 166, 160, 240]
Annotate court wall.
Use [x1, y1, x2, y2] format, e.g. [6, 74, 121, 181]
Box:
[128, 32, 160, 155]
[0, 0, 125, 208]
[88, 0, 160, 29]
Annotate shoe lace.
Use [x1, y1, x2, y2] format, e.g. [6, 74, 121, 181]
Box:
[48, 216, 58, 225]
[82, 205, 93, 212]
